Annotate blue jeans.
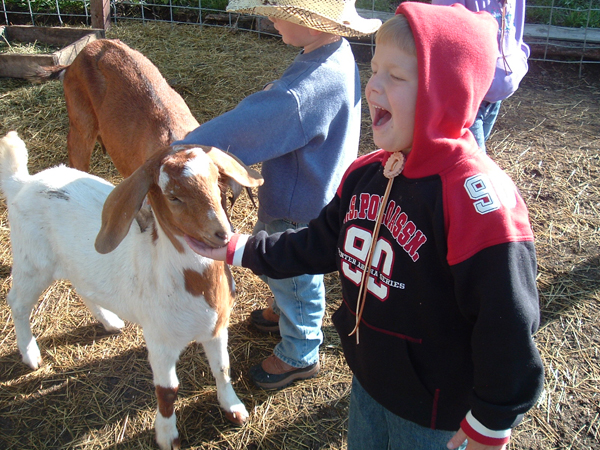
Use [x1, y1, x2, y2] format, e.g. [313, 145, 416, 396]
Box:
[470, 100, 502, 153]
[347, 377, 467, 450]
[253, 219, 324, 368]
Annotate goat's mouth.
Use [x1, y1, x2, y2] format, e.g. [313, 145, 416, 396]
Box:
[184, 234, 228, 253]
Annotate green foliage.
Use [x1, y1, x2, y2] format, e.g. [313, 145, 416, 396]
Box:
[5, 0, 88, 15]
[527, 0, 600, 28]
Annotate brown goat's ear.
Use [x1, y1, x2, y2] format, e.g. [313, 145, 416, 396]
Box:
[95, 159, 158, 254]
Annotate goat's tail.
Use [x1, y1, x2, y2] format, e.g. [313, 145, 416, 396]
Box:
[0, 132, 30, 199]
[25, 64, 68, 83]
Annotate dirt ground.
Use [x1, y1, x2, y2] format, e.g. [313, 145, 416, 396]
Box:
[0, 23, 599, 450]
[487, 61, 600, 450]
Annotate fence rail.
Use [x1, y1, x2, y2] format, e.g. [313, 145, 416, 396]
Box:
[1, 0, 599, 70]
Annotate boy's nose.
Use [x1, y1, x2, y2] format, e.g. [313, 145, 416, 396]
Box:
[366, 76, 380, 95]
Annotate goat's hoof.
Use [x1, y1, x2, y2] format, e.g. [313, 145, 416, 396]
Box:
[224, 408, 248, 426]
[156, 436, 180, 450]
[102, 317, 125, 332]
[23, 352, 42, 370]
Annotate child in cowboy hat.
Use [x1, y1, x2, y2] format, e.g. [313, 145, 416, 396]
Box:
[186, 2, 544, 449]
[175, 0, 381, 389]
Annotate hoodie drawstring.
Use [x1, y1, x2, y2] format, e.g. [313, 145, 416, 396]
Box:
[349, 152, 405, 344]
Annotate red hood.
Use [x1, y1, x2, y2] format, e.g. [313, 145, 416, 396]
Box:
[395, 2, 499, 179]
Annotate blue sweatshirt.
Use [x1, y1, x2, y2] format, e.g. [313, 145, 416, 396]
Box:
[176, 38, 361, 224]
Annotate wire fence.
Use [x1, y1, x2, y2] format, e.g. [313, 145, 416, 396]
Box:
[1, 0, 599, 69]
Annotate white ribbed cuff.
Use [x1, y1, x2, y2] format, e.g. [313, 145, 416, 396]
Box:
[230, 234, 249, 266]
[463, 410, 511, 444]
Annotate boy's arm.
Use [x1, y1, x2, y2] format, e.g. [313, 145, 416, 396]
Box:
[188, 194, 343, 277]
[241, 194, 343, 278]
[451, 241, 544, 445]
[174, 86, 306, 166]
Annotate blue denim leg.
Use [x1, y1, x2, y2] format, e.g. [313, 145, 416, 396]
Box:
[470, 100, 502, 153]
[253, 219, 324, 368]
[348, 377, 466, 450]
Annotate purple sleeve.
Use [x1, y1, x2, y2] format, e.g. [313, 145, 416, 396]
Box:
[431, 0, 529, 101]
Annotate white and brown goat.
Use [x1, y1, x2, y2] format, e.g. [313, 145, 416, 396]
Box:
[33, 38, 200, 177]
[0, 131, 263, 450]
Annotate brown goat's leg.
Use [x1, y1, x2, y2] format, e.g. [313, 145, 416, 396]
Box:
[66, 124, 97, 173]
[63, 84, 98, 173]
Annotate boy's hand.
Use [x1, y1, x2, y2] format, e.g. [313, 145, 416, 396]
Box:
[447, 428, 506, 450]
[184, 235, 228, 261]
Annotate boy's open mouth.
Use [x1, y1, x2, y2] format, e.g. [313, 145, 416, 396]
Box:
[373, 105, 392, 127]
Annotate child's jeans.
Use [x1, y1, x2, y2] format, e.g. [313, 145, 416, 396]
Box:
[470, 100, 502, 153]
[253, 219, 324, 368]
[347, 376, 467, 450]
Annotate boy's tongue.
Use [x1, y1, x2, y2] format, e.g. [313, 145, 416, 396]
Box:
[376, 108, 392, 126]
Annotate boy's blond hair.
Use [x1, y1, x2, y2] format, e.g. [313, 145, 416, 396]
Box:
[375, 14, 416, 56]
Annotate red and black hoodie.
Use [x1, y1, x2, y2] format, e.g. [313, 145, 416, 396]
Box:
[226, 2, 544, 445]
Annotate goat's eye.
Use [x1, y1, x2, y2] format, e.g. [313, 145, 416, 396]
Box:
[168, 196, 182, 204]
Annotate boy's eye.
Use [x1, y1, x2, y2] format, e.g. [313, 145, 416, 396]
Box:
[391, 74, 404, 81]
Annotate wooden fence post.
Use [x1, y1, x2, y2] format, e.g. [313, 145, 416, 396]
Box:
[91, 0, 111, 30]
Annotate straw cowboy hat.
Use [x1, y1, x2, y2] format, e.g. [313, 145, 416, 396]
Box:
[227, 0, 382, 37]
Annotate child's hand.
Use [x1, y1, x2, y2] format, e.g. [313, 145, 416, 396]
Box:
[447, 428, 506, 450]
[184, 235, 228, 261]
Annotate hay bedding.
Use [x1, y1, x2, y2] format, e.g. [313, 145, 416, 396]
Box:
[0, 21, 598, 449]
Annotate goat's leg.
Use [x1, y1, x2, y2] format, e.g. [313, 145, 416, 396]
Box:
[80, 297, 125, 332]
[201, 329, 248, 425]
[7, 271, 52, 370]
[145, 337, 182, 450]
[66, 124, 98, 173]
[64, 90, 98, 173]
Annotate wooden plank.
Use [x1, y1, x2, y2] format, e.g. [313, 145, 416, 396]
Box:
[91, 0, 111, 31]
[5, 25, 104, 47]
[53, 32, 102, 65]
[0, 54, 55, 78]
[0, 26, 105, 79]
[525, 23, 600, 44]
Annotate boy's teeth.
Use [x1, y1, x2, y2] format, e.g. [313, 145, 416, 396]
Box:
[374, 106, 390, 126]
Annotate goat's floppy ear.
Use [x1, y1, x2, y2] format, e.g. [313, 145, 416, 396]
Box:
[205, 147, 264, 209]
[95, 157, 158, 254]
[204, 147, 263, 188]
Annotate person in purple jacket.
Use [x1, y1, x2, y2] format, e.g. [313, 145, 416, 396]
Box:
[175, 0, 381, 389]
[432, 0, 530, 153]
[186, 3, 544, 449]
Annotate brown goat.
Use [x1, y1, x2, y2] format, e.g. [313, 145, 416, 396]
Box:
[33, 38, 200, 177]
